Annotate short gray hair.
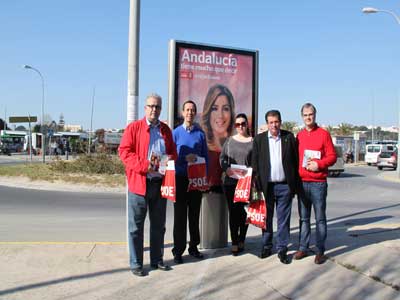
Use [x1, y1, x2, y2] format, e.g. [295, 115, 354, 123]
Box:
[301, 103, 317, 115]
[146, 93, 162, 103]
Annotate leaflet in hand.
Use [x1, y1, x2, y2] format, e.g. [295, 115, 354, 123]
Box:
[158, 154, 170, 175]
[302, 150, 321, 168]
[150, 151, 170, 175]
[229, 164, 251, 179]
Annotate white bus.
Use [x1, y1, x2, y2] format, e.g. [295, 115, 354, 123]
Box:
[0, 130, 27, 153]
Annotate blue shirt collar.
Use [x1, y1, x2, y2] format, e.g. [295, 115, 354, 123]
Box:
[146, 118, 160, 128]
[182, 123, 195, 132]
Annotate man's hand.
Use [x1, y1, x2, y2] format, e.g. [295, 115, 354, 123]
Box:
[185, 153, 197, 163]
[306, 160, 319, 172]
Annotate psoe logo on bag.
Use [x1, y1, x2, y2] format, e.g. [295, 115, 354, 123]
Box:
[248, 211, 265, 223]
[235, 188, 249, 199]
[161, 186, 175, 198]
[189, 177, 208, 188]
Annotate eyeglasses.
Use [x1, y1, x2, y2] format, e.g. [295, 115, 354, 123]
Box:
[146, 104, 161, 110]
[234, 122, 247, 128]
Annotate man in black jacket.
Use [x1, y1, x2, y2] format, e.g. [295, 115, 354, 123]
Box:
[252, 110, 299, 264]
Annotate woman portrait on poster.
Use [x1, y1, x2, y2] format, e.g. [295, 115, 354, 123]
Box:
[201, 84, 235, 152]
[201, 84, 235, 187]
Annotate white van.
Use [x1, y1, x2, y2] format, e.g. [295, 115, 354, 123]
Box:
[365, 144, 396, 165]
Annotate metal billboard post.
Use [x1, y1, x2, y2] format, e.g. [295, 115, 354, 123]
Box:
[126, 0, 141, 253]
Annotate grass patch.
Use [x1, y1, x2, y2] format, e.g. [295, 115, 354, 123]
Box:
[0, 154, 126, 187]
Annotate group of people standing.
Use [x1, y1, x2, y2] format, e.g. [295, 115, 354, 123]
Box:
[118, 91, 336, 277]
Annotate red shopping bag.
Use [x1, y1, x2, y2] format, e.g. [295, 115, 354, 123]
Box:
[246, 190, 267, 229]
[161, 160, 176, 202]
[233, 167, 252, 203]
[187, 156, 209, 192]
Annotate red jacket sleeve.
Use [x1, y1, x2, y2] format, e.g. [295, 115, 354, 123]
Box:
[118, 122, 150, 175]
[316, 132, 337, 170]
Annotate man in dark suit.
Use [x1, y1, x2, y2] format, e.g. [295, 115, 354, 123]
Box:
[252, 110, 299, 264]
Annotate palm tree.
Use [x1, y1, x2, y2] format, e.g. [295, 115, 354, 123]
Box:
[325, 125, 336, 135]
[281, 121, 298, 133]
[337, 123, 353, 136]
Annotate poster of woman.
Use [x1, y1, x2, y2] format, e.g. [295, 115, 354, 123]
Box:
[169, 40, 258, 187]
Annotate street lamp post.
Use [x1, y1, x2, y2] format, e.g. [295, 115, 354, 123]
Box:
[23, 64, 46, 163]
[363, 7, 400, 178]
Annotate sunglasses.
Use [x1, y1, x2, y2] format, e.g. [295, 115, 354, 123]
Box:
[234, 122, 247, 128]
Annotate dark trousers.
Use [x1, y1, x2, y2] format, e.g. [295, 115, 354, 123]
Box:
[262, 182, 292, 253]
[223, 184, 249, 246]
[172, 175, 202, 256]
[127, 179, 166, 269]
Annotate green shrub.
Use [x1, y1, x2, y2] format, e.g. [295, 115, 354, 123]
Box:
[50, 153, 125, 175]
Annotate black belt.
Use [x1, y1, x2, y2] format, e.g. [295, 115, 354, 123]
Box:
[268, 181, 287, 185]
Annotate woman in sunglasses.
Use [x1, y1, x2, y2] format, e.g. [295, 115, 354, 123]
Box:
[219, 113, 253, 255]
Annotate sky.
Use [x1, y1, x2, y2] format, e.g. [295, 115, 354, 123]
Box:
[1, 0, 400, 130]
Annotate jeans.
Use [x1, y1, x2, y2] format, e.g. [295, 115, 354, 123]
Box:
[128, 179, 166, 270]
[297, 181, 328, 254]
[223, 184, 248, 246]
[172, 175, 202, 256]
[262, 183, 292, 253]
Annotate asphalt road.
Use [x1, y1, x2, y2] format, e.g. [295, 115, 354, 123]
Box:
[0, 165, 399, 243]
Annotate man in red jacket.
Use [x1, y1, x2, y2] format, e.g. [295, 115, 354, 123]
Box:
[294, 103, 336, 264]
[119, 93, 177, 276]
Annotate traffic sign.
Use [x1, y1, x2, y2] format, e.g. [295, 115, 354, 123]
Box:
[9, 116, 37, 123]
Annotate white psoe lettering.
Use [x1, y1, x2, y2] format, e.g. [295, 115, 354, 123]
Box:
[189, 177, 208, 187]
[248, 211, 265, 222]
[161, 186, 174, 197]
[235, 189, 249, 199]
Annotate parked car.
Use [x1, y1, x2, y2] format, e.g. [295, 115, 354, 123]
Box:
[365, 144, 396, 165]
[328, 145, 344, 177]
[377, 150, 397, 170]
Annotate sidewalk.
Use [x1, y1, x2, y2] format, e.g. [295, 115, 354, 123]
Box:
[1, 226, 399, 299]
[378, 170, 400, 183]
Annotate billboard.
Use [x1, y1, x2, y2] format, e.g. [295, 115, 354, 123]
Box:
[168, 40, 258, 187]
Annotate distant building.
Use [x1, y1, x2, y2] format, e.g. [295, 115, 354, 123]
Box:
[64, 124, 82, 132]
[381, 126, 399, 133]
[258, 124, 268, 133]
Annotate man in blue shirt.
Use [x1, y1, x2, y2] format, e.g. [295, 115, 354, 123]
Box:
[172, 100, 208, 264]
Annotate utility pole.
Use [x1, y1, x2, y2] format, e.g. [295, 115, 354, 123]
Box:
[127, 0, 140, 124]
[88, 86, 95, 154]
[126, 0, 140, 252]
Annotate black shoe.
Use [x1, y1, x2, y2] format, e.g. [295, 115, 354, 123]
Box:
[260, 248, 272, 259]
[151, 262, 171, 271]
[278, 251, 290, 264]
[131, 268, 145, 277]
[189, 249, 204, 259]
[173, 255, 183, 264]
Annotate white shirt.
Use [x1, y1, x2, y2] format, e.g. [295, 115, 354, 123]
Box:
[268, 131, 286, 182]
